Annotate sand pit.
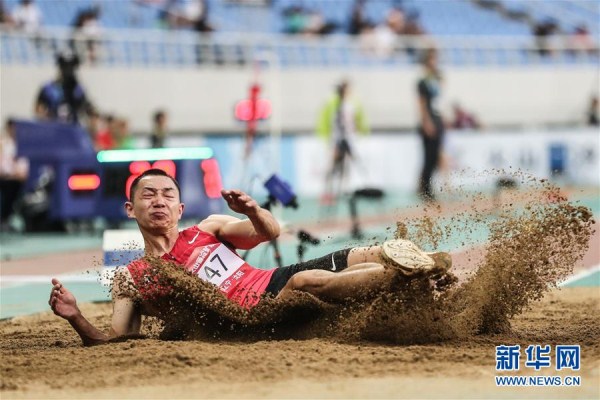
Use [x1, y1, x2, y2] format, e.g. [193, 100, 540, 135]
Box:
[1, 287, 598, 399]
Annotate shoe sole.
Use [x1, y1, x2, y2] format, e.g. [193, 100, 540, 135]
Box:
[381, 239, 452, 277]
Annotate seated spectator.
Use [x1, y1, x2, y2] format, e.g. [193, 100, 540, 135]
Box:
[569, 24, 596, 55]
[304, 9, 337, 35]
[348, 0, 368, 35]
[386, 7, 405, 35]
[451, 103, 481, 130]
[282, 6, 308, 34]
[0, 118, 29, 230]
[282, 5, 336, 36]
[587, 96, 599, 127]
[164, 0, 213, 32]
[11, 0, 42, 34]
[190, 0, 214, 33]
[533, 18, 559, 56]
[71, 6, 103, 64]
[153, 0, 177, 29]
[403, 9, 425, 36]
[1, 0, 15, 27]
[366, 14, 399, 58]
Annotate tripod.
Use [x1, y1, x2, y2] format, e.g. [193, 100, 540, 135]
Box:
[296, 229, 320, 263]
[348, 188, 384, 239]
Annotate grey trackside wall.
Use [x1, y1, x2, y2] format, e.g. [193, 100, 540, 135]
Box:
[1, 65, 597, 132]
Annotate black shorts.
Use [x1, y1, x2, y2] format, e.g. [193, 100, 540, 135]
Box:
[264, 248, 351, 296]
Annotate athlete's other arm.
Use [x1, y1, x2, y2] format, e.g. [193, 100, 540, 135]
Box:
[199, 189, 280, 249]
[49, 268, 141, 346]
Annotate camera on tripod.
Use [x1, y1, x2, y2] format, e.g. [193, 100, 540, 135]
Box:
[263, 174, 298, 209]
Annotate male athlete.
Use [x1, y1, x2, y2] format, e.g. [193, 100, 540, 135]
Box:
[49, 169, 451, 346]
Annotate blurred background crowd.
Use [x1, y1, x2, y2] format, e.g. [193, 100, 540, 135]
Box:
[0, 0, 598, 233]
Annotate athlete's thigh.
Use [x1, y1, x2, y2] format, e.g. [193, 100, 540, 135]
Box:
[284, 269, 334, 291]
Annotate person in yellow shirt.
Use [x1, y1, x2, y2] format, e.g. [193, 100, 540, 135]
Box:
[316, 80, 369, 204]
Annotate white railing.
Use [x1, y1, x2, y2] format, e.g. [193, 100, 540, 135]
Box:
[1, 27, 598, 67]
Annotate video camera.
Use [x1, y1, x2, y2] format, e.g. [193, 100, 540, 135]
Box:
[263, 174, 298, 209]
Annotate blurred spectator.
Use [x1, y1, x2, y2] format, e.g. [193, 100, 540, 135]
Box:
[451, 103, 481, 130]
[156, 0, 178, 29]
[371, 21, 397, 57]
[569, 24, 596, 55]
[316, 80, 369, 204]
[386, 8, 405, 35]
[1, 0, 15, 27]
[11, 0, 42, 34]
[402, 9, 426, 57]
[150, 109, 169, 148]
[0, 118, 29, 230]
[163, 0, 214, 32]
[71, 6, 103, 64]
[113, 118, 135, 149]
[189, 0, 213, 33]
[348, 0, 368, 35]
[359, 10, 401, 58]
[35, 52, 94, 125]
[587, 96, 599, 126]
[282, 6, 307, 34]
[282, 5, 336, 35]
[416, 48, 444, 202]
[533, 18, 559, 56]
[403, 9, 424, 35]
[359, 7, 419, 58]
[305, 10, 336, 35]
[95, 114, 116, 151]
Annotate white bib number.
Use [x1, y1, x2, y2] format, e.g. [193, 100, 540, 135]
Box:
[195, 244, 244, 286]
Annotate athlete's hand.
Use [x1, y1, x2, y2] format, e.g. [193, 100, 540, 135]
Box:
[49, 278, 81, 321]
[221, 189, 260, 217]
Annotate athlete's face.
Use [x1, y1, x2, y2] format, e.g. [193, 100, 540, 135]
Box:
[125, 175, 184, 232]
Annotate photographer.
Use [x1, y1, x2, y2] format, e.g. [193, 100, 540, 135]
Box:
[35, 52, 94, 125]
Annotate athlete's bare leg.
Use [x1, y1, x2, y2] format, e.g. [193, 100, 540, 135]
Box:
[276, 263, 397, 303]
[347, 246, 384, 266]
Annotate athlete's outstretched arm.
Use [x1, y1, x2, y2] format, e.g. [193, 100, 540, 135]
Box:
[200, 189, 280, 249]
[49, 269, 141, 346]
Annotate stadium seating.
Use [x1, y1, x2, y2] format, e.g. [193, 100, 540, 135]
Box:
[1, 0, 535, 34]
[497, 0, 599, 34]
[1, 0, 597, 67]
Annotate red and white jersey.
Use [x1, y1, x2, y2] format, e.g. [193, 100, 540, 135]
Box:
[127, 226, 275, 308]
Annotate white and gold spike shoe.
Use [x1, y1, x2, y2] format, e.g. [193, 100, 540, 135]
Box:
[381, 239, 452, 276]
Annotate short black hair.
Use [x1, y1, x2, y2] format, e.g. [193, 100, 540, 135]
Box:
[129, 169, 181, 202]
